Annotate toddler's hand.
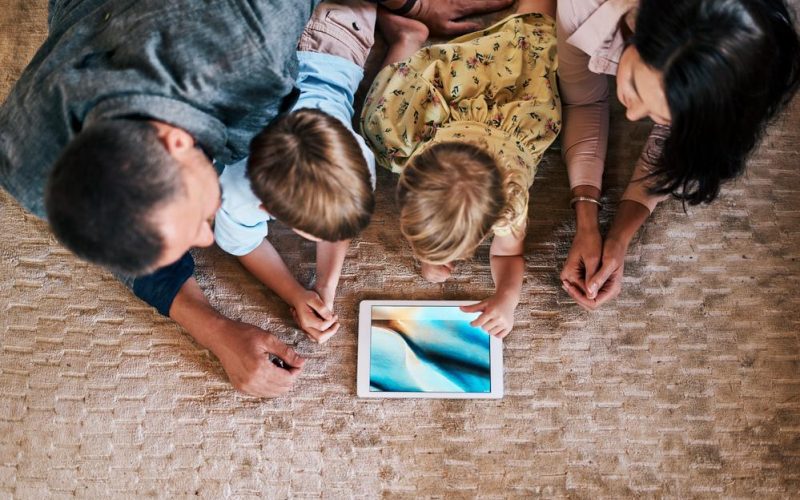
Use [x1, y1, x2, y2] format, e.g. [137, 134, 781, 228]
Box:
[460, 294, 517, 339]
[289, 290, 339, 344]
[420, 262, 454, 283]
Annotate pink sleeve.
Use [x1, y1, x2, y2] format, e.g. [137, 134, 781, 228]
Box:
[556, 13, 609, 192]
[620, 124, 671, 212]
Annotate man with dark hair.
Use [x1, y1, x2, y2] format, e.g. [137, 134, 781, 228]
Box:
[0, 0, 514, 397]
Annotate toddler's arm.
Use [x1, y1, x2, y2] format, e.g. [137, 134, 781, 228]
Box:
[460, 232, 524, 339]
[238, 240, 340, 344]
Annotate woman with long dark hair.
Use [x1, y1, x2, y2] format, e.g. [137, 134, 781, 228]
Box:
[558, 0, 800, 309]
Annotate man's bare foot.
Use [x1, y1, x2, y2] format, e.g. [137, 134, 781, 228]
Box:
[420, 261, 455, 283]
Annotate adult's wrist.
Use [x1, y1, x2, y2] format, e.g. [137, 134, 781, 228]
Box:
[375, 0, 422, 16]
[169, 277, 228, 352]
[606, 199, 651, 247]
[571, 185, 601, 231]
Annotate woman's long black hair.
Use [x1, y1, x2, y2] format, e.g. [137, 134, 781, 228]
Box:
[632, 0, 800, 204]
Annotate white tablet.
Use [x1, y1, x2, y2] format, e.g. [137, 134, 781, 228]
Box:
[357, 300, 503, 399]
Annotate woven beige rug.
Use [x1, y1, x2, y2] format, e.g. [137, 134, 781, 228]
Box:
[2, 1, 800, 498]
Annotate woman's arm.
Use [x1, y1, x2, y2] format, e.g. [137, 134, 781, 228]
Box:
[577, 126, 671, 307]
[557, 18, 613, 306]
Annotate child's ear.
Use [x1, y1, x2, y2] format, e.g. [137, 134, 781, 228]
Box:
[258, 203, 267, 213]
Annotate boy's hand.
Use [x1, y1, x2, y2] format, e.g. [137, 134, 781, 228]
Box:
[314, 283, 336, 312]
[290, 289, 340, 344]
[460, 294, 517, 339]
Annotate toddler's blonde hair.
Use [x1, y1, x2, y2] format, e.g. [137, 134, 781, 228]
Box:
[397, 142, 505, 265]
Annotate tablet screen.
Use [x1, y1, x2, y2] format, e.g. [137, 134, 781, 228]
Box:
[369, 305, 491, 393]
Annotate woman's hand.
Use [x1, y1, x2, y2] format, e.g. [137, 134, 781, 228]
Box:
[586, 238, 628, 308]
[560, 226, 603, 309]
[561, 199, 650, 311]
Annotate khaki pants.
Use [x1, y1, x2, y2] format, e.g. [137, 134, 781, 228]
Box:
[297, 0, 377, 68]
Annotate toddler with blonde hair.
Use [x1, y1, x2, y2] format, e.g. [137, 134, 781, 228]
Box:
[362, 0, 560, 338]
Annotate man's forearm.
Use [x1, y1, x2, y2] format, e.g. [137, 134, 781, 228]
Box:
[169, 277, 227, 351]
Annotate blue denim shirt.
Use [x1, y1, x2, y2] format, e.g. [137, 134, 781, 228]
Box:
[0, 0, 320, 315]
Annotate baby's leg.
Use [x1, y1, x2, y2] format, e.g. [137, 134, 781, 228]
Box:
[515, 0, 555, 18]
[297, 0, 377, 68]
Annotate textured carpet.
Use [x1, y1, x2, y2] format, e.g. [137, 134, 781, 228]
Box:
[2, 1, 800, 498]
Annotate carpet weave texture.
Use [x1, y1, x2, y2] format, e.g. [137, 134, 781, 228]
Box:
[1, 1, 799, 498]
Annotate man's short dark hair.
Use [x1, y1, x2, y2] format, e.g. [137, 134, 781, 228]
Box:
[46, 119, 182, 275]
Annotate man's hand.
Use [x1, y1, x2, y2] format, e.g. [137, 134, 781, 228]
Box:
[170, 277, 304, 398]
[461, 293, 517, 338]
[289, 289, 340, 344]
[560, 226, 603, 309]
[213, 319, 305, 397]
[407, 0, 515, 36]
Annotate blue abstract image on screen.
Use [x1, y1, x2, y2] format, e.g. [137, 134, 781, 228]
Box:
[370, 306, 491, 393]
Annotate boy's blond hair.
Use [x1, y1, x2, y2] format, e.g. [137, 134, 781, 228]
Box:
[397, 142, 505, 265]
[247, 108, 374, 241]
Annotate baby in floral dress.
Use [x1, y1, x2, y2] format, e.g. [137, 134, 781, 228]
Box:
[361, 0, 560, 338]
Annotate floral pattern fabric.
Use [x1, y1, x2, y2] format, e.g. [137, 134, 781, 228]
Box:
[361, 12, 561, 236]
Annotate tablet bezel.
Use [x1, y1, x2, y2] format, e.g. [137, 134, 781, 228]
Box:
[356, 300, 503, 399]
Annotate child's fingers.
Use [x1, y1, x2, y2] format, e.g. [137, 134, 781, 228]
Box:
[470, 310, 493, 328]
[482, 318, 501, 333]
[496, 327, 512, 339]
[322, 320, 340, 336]
[487, 324, 504, 336]
[309, 296, 334, 321]
[462, 300, 487, 315]
[316, 324, 339, 344]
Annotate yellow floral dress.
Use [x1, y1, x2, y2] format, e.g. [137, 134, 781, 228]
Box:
[361, 12, 561, 237]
